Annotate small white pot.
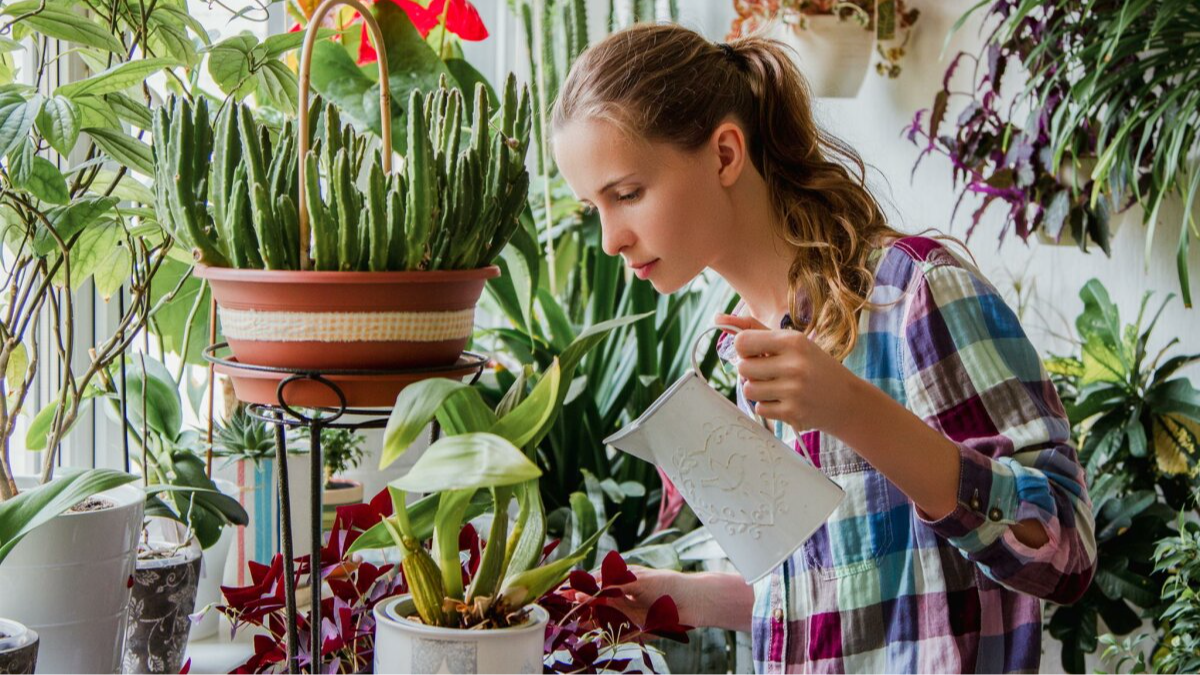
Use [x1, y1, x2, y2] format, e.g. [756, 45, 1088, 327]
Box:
[0, 477, 143, 673]
[373, 595, 548, 674]
[769, 15, 875, 98]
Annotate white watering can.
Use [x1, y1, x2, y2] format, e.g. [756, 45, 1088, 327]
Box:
[603, 325, 845, 584]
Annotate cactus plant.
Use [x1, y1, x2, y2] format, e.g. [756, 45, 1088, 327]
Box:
[151, 75, 532, 272]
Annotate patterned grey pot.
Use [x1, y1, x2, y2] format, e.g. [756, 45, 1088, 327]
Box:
[122, 543, 202, 674]
[0, 619, 38, 674]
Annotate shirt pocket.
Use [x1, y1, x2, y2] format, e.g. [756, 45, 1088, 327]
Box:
[802, 440, 897, 580]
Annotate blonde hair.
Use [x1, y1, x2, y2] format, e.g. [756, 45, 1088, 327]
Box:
[552, 23, 908, 361]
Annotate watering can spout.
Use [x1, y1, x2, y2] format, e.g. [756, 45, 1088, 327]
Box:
[602, 424, 654, 464]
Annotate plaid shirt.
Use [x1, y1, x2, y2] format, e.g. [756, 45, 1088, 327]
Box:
[717, 237, 1097, 673]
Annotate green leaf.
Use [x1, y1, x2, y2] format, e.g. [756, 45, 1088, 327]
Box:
[205, 34, 258, 98]
[389, 433, 541, 493]
[34, 196, 118, 255]
[0, 468, 138, 565]
[26, 156, 68, 204]
[149, 20, 198, 68]
[261, 28, 337, 58]
[4, 5, 125, 53]
[84, 127, 153, 175]
[4, 342, 28, 388]
[74, 95, 120, 130]
[1081, 336, 1127, 385]
[0, 92, 40, 158]
[381, 378, 475, 469]
[254, 59, 298, 113]
[104, 92, 153, 131]
[124, 354, 183, 442]
[36, 96, 80, 156]
[58, 59, 179, 99]
[6, 137, 33, 187]
[489, 359, 561, 448]
[620, 543, 681, 570]
[569, 490, 599, 570]
[56, 219, 122, 291]
[154, 452, 248, 548]
[434, 387, 498, 436]
[24, 382, 105, 451]
[497, 515, 616, 609]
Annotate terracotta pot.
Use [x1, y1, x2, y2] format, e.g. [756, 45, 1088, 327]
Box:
[122, 542, 203, 674]
[0, 619, 38, 674]
[197, 265, 500, 371]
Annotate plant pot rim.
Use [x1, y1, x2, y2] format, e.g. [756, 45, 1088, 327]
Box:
[136, 539, 202, 568]
[376, 595, 549, 639]
[13, 476, 143, 518]
[0, 618, 37, 652]
[195, 264, 501, 284]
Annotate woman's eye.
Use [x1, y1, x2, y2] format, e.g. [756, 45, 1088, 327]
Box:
[616, 189, 641, 204]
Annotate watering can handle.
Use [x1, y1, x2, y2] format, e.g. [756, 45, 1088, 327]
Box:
[692, 323, 819, 467]
[690, 324, 743, 381]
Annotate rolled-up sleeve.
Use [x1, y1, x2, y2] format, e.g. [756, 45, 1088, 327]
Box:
[901, 262, 1097, 605]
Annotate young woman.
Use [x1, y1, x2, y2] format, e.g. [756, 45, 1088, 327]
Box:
[551, 23, 1097, 674]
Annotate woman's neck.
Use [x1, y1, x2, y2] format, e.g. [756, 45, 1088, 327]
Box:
[708, 171, 797, 329]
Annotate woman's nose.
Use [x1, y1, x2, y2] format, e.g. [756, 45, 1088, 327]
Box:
[600, 216, 635, 257]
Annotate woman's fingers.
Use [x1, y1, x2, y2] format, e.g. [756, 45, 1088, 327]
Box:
[714, 313, 768, 332]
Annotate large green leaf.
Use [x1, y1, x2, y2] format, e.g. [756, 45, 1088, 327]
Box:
[124, 354, 183, 442]
[497, 515, 616, 609]
[489, 359, 561, 448]
[104, 93, 153, 131]
[153, 452, 248, 548]
[54, 219, 123, 292]
[381, 378, 475, 469]
[5, 4, 124, 53]
[25, 156, 68, 205]
[254, 59, 298, 113]
[58, 59, 179, 99]
[434, 389, 498, 436]
[0, 468, 138, 565]
[205, 34, 259, 98]
[85, 127, 153, 175]
[35, 96, 80, 156]
[390, 433, 541, 493]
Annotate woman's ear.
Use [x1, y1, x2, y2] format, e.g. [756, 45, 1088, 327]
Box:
[712, 120, 748, 188]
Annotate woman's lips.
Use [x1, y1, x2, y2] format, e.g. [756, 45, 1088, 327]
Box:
[631, 259, 659, 280]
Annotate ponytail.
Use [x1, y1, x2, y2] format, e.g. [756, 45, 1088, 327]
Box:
[554, 24, 905, 360]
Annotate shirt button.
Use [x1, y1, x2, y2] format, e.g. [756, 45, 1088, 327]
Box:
[988, 507, 1004, 522]
[773, 608, 784, 622]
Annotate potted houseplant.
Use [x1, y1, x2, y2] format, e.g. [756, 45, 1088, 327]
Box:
[1042, 279, 1200, 672]
[727, 0, 920, 97]
[151, 61, 532, 392]
[345, 314, 645, 673]
[105, 355, 249, 674]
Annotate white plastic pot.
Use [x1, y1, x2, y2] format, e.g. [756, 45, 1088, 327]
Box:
[0, 476, 143, 673]
[769, 16, 875, 98]
[373, 595, 548, 674]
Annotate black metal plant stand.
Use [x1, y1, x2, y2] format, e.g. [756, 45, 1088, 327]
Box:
[203, 343, 487, 673]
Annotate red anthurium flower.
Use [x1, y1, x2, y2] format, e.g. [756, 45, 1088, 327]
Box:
[426, 0, 489, 41]
[357, 0, 444, 64]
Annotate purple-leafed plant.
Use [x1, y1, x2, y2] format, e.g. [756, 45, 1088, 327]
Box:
[908, 1, 1200, 305]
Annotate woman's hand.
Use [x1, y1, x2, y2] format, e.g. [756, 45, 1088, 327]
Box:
[715, 312, 862, 435]
[594, 567, 754, 633]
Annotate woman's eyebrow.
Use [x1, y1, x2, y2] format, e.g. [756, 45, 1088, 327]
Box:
[596, 173, 636, 195]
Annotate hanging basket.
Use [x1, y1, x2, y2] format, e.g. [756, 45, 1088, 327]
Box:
[201, 4, 499, 374]
[769, 16, 876, 99]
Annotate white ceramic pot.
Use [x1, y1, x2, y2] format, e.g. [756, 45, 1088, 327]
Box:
[769, 15, 875, 98]
[373, 595, 547, 674]
[0, 477, 143, 673]
[188, 479, 237, 641]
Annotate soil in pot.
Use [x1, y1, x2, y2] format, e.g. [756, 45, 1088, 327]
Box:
[67, 495, 115, 513]
[0, 619, 39, 675]
[122, 542, 202, 674]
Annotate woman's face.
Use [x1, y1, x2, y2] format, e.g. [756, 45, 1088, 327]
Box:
[553, 118, 734, 294]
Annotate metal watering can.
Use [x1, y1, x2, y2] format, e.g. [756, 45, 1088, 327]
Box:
[603, 325, 845, 584]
